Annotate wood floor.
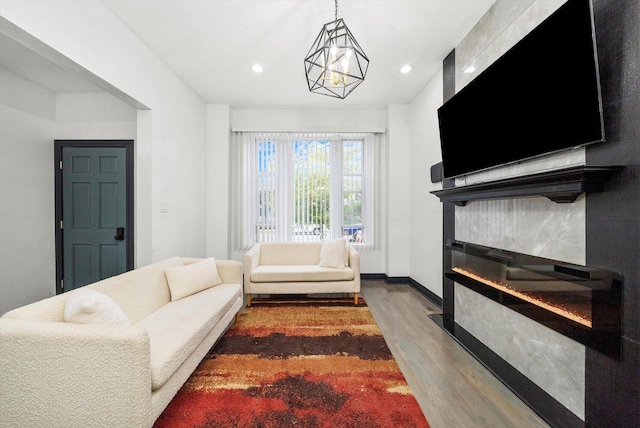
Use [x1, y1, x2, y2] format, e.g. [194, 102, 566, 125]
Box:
[360, 280, 550, 428]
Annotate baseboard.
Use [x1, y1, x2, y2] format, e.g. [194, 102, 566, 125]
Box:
[384, 275, 411, 284]
[360, 274, 443, 309]
[360, 273, 386, 281]
[407, 278, 443, 308]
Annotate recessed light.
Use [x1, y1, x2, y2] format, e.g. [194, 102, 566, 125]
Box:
[463, 66, 476, 74]
[400, 65, 413, 74]
[252, 64, 263, 73]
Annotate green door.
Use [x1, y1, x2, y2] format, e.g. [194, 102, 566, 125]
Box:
[62, 147, 127, 290]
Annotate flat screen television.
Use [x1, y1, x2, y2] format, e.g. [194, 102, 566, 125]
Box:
[437, 0, 605, 180]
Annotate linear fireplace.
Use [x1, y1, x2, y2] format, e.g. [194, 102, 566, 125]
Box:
[446, 240, 623, 360]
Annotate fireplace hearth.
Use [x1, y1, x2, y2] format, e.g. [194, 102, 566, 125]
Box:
[446, 240, 623, 360]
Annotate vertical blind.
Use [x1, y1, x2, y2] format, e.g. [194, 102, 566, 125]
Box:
[231, 132, 378, 251]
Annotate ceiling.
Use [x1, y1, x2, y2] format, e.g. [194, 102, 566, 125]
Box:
[1, 0, 495, 109]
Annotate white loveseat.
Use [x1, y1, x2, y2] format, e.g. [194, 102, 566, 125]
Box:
[0, 257, 243, 428]
[244, 240, 360, 306]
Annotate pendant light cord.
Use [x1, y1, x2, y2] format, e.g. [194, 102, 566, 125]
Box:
[335, 0, 338, 21]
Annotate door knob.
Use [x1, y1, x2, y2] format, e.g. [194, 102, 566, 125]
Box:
[115, 227, 125, 241]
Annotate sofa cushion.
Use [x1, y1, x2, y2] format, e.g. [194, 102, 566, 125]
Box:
[319, 238, 348, 269]
[165, 257, 222, 301]
[134, 283, 241, 390]
[260, 242, 322, 265]
[88, 257, 184, 325]
[251, 264, 354, 283]
[63, 288, 131, 327]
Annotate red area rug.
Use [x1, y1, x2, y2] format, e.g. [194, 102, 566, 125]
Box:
[154, 298, 430, 427]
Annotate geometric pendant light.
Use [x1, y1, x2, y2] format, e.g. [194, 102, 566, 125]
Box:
[304, 0, 370, 99]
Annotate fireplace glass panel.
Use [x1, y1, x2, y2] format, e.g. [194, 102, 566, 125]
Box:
[447, 240, 622, 359]
[451, 251, 595, 327]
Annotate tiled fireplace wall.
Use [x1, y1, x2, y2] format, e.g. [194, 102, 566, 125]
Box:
[452, 0, 588, 420]
[445, 0, 640, 426]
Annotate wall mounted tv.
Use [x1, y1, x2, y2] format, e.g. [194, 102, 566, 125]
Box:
[437, 0, 605, 180]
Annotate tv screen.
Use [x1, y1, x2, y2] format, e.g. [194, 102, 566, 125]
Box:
[437, 0, 604, 180]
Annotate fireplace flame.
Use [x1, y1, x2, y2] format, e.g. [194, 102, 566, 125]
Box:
[453, 267, 592, 328]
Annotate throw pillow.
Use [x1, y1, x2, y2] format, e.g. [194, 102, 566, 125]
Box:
[64, 288, 131, 327]
[165, 257, 223, 301]
[319, 238, 347, 269]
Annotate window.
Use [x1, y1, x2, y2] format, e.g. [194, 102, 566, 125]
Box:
[342, 139, 363, 242]
[233, 132, 375, 249]
[291, 139, 331, 240]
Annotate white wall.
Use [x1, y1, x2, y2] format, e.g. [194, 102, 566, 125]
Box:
[206, 104, 231, 259]
[0, 69, 141, 315]
[232, 109, 386, 133]
[55, 92, 136, 140]
[0, 67, 57, 314]
[408, 70, 445, 297]
[135, 110, 153, 267]
[0, 0, 208, 265]
[385, 105, 412, 277]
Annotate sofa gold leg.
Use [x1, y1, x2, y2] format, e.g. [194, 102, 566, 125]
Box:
[247, 294, 251, 307]
[354, 292, 358, 306]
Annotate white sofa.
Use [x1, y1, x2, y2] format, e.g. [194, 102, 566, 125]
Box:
[244, 241, 360, 306]
[0, 257, 243, 428]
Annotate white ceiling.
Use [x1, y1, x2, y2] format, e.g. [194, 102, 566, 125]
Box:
[0, 0, 495, 109]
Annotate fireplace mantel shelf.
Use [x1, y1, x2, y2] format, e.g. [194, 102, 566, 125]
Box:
[431, 165, 624, 206]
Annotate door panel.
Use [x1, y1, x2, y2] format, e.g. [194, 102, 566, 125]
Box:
[71, 182, 92, 228]
[100, 244, 121, 279]
[72, 243, 93, 287]
[62, 147, 127, 291]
